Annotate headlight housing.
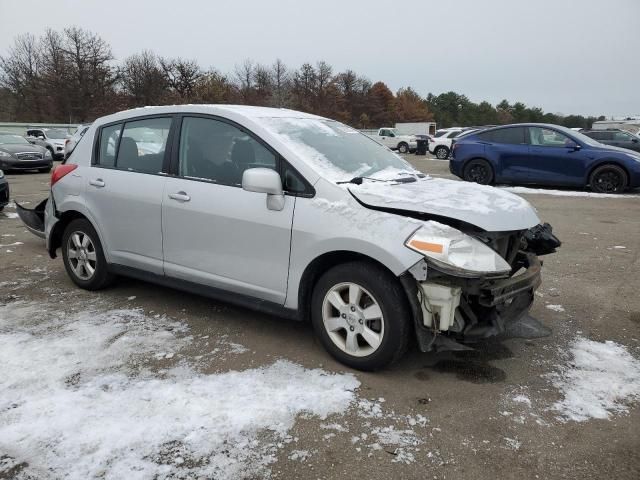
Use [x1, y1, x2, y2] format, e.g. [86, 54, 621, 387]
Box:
[0, 169, 4, 178]
[0, 150, 11, 158]
[405, 226, 512, 277]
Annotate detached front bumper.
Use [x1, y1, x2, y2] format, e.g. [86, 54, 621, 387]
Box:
[402, 252, 545, 352]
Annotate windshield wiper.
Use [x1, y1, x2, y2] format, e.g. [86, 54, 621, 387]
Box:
[337, 175, 417, 185]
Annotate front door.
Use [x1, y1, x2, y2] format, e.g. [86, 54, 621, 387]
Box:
[526, 126, 586, 185]
[161, 115, 295, 304]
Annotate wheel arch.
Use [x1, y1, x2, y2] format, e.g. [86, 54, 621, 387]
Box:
[586, 160, 630, 186]
[48, 210, 103, 259]
[462, 156, 496, 180]
[296, 250, 404, 323]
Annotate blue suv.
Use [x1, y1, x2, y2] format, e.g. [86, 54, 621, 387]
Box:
[450, 123, 640, 193]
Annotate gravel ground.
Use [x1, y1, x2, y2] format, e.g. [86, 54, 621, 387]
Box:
[1, 157, 639, 480]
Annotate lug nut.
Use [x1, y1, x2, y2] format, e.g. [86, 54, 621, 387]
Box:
[358, 319, 363, 324]
[349, 326, 354, 331]
[341, 313, 346, 319]
[350, 306, 356, 312]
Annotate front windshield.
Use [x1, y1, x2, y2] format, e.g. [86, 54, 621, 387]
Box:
[0, 134, 30, 145]
[260, 118, 416, 181]
[46, 129, 69, 139]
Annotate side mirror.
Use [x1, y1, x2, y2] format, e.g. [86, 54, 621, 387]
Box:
[565, 141, 580, 150]
[242, 168, 285, 211]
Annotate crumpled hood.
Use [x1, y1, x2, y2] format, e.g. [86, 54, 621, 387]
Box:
[348, 177, 540, 232]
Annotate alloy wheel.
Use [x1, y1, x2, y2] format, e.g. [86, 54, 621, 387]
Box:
[322, 282, 384, 357]
[67, 231, 97, 280]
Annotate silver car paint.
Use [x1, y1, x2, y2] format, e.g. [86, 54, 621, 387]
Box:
[49, 105, 540, 311]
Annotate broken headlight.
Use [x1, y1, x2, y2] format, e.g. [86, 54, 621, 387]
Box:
[405, 226, 511, 277]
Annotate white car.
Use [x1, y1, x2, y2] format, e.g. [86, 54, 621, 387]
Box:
[428, 128, 477, 159]
[17, 105, 559, 371]
[367, 128, 417, 153]
[26, 128, 70, 160]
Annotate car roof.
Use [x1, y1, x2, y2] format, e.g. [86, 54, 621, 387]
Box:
[93, 105, 327, 126]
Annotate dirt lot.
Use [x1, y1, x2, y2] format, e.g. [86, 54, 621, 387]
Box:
[1, 158, 639, 480]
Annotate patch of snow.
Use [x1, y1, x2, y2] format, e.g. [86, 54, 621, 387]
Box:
[546, 304, 565, 313]
[503, 437, 521, 450]
[499, 186, 640, 198]
[0, 301, 360, 479]
[512, 395, 532, 407]
[287, 450, 311, 462]
[550, 337, 640, 421]
[320, 422, 348, 432]
[127, 295, 137, 301]
[2, 212, 19, 219]
[612, 245, 626, 249]
[0, 241, 23, 248]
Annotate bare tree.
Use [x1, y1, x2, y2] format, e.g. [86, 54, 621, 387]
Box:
[270, 58, 290, 107]
[234, 59, 255, 103]
[160, 57, 201, 100]
[0, 34, 43, 120]
[120, 51, 167, 106]
[253, 63, 272, 106]
[62, 27, 116, 121]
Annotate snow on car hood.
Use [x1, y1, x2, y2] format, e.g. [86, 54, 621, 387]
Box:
[348, 177, 540, 232]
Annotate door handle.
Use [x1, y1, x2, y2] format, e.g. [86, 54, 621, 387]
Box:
[89, 178, 105, 187]
[168, 191, 190, 202]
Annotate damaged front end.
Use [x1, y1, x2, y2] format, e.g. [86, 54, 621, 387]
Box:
[402, 223, 561, 352]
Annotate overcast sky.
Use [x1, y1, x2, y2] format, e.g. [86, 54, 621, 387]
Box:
[1, 0, 638, 116]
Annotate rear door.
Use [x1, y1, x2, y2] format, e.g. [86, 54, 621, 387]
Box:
[479, 127, 529, 180]
[83, 116, 173, 274]
[161, 115, 295, 304]
[526, 126, 586, 185]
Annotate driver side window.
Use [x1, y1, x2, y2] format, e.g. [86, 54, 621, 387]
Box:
[528, 127, 571, 147]
[178, 117, 277, 186]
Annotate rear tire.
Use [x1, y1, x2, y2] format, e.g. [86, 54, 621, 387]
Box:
[463, 158, 494, 185]
[61, 218, 114, 290]
[589, 164, 628, 194]
[311, 261, 412, 371]
[434, 146, 449, 159]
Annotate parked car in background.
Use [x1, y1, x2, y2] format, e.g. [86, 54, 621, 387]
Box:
[581, 129, 640, 153]
[365, 128, 417, 153]
[26, 128, 70, 159]
[16, 105, 559, 370]
[428, 128, 478, 159]
[64, 124, 92, 159]
[450, 123, 640, 193]
[0, 169, 8, 211]
[0, 132, 53, 173]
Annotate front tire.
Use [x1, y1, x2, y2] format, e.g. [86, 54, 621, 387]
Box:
[397, 142, 409, 154]
[311, 261, 412, 371]
[589, 164, 628, 194]
[62, 218, 114, 290]
[463, 158, 494, 185]
[434, 146, 449, 159]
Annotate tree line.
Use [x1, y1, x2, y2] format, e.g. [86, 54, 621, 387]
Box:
[0, 27, 603, 129]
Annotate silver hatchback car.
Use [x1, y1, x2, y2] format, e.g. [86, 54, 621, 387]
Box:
[18, 105, 560, 370]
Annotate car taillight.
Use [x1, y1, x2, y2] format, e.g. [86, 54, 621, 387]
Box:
[51, 164, 77, 187]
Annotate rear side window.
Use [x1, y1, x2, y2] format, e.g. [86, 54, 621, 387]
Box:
[117, 118, 171, 174]
[99, 124, 122, 167]
[433, 130, 447, 138]
[448, 131, 462, 138]
[478, 127, 526, 144]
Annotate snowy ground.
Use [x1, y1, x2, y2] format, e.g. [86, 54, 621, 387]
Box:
[1, 166, 639, 479]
